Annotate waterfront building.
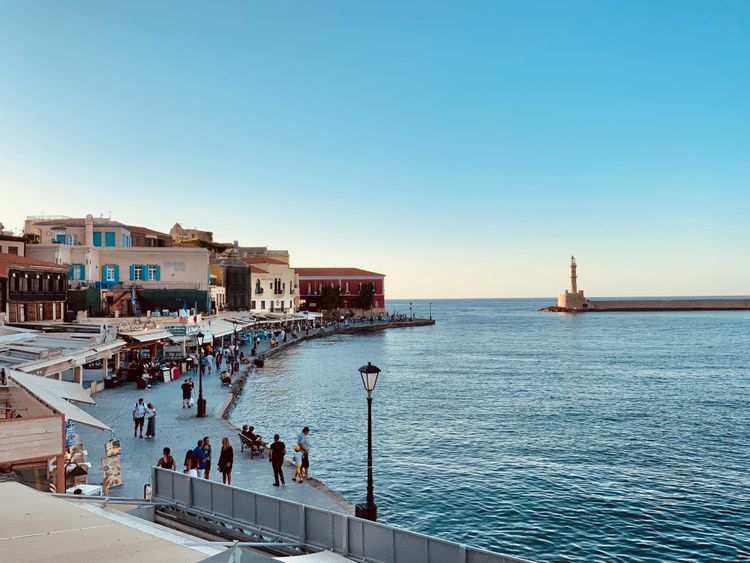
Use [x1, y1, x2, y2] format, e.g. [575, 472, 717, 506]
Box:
[0, 254, 68, 323]
[244, 255, 297, 314]
[557, 255, 587, 310]
[24, 214, 210, 316]
[296, 268, 386, 313]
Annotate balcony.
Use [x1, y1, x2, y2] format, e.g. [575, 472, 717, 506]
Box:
[9, 290, 66, 302]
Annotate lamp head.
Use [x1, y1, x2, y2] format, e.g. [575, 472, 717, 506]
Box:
[358, 362, 381, 393]
[196, 331, 204, 346]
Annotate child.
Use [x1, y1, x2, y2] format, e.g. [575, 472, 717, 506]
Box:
[292, 445, 304, 483]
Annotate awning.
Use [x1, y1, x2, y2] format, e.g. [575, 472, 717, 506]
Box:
[7, 369, 111, 431]
[8, 370, 95, 404]
[121, 330, 173, 343]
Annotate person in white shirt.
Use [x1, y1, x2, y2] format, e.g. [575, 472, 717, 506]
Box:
[132, 398, 147, 438]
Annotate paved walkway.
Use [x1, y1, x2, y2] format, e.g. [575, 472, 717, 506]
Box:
[74, 318, 432, 513]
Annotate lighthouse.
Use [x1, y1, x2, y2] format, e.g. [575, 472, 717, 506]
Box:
[557, 255, 586, 310]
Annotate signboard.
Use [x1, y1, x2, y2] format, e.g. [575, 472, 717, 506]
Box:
[64, 421, 77, 446]
[166, 325, 186, 337]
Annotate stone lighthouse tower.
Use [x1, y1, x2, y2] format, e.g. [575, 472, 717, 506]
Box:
[557, 255, 586, 310]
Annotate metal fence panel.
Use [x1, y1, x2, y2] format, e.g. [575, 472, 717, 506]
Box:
[192, 477, 213, 512]
[362, 520, 397, 562]
[279, 501, 303, 538]
[233, 487, 257, 524]
[347, 517, 365, 558]
[212, 482, 234, 518]
[394, 529, 432, 563]
[305, 506, 335, 549]
[256, 493, 281, 533]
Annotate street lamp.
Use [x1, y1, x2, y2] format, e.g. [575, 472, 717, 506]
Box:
[409, 302, 413, 320]
[196, 331, 206, 417]
[355, 361, 381, 522]
[232, 320, 239, 371]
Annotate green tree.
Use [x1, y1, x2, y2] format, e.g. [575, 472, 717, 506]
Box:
[356, 282, 375, 312]
[320, 285, 342, 317]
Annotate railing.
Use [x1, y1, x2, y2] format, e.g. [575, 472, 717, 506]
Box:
[151, 467, 528, 563]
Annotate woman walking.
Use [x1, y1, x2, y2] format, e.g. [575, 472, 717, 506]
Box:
[218, 437, 234, 485]
[145, 402, 157, 439]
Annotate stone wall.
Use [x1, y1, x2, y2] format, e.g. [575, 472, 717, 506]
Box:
[588, 299, 750, 311]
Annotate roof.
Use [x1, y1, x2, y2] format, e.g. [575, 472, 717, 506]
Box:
[127, 224, 170, 237]
[33, 217, 126, 228]
[0, 483, 208, 562]
[241, 256, 288, 266]
[295, 268, 384, 278]
[0, 253, 68, 277]
[249, 265, 268, 274]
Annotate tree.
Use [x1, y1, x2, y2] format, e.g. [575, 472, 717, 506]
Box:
[356, 282, 376, 312]
[320, 285, 342, 317]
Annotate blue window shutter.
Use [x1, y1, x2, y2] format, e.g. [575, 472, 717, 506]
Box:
[141, 265, 148, 280]
[79, 264, 86, 280]
[155, 265, 161, 281]
[68, 265, 74, 278]
[101, 265, 107, 282]
[105, 231, 115, 247]
[93, 232, 102, 247]
[129, 265, 135, 281]
[113, 264, 120, 282]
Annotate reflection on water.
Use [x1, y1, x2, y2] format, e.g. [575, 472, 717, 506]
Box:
[230, 299, 750, 561]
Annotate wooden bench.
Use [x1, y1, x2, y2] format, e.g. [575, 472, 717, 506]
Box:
[238, 434, 265, 458]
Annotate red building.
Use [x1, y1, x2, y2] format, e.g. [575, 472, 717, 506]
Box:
[296, 268, 385, 313]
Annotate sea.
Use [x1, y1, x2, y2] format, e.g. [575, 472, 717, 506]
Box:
[229, 298, 750, 562]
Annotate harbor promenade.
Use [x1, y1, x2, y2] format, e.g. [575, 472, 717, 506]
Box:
[75, 317, 434, 513]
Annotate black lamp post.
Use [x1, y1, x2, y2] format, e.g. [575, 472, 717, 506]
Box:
[196, 331, 206, 417]
[355, 361, 381, 522]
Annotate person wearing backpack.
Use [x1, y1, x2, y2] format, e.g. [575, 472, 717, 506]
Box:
[133, 398, 146, 438]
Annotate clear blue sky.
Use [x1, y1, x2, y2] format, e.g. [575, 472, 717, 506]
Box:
[1, 1, 748, 298]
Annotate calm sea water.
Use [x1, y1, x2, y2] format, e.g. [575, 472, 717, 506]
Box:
[230, 299, 750, 561]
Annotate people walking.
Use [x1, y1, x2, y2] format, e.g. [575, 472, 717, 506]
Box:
[157, 447, 176, 470]
[193, 439, 208, 478]
[145, 402, 157, 439]
[133, 398, 146, 438]
[218, 437, 234, 485]
[181, 379, 191, 408]
[202, 436, 212, 479]
[269, 434, 286, 486]
[297, 426, 311, 479]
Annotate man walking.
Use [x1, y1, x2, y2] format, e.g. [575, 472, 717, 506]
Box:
[133, 398, 146, 438]
[269, 434, 286, 486]
[297, 426, 311, 479]
[181, 379, 192, 408]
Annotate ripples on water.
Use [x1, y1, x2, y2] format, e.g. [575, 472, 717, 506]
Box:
[230, 299, 750, 561]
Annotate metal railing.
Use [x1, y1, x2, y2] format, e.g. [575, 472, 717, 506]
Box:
[151, 467, 529, 563]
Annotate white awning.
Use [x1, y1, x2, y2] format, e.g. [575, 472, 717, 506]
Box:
[7, 369, 110, 431]
[8, 370, 95, 404]
[121, 330, 173, 343]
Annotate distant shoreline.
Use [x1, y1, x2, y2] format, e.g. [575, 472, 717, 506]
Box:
[541, 298, 750, 313]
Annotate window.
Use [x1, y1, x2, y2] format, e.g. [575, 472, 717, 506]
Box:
[260, 300, 265, 310]
[55, 233, 66, 243]
[93, 232, 102, 246]
[121, 234, 130, 247]
[134, 266, 142, 281]
[105, 265, 116, 282]
[66, 234, 78, 246]
[105, 231, 116, 247]
[251, 300, 256, 309]
[269, 282, 273, 289]
[147, 265, 157, 280]
[7, 246, 18, 255]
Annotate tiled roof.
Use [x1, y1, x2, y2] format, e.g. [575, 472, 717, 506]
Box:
[126, 225, 170, 237]
[240, 256, 288, 266]
[33, 218, 126, 228]
[249, 265, 269, 274]
[295, 267, 385, 277]
[0, 254, 68, 277]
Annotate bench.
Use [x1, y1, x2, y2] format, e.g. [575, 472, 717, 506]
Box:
[238, 434, 265, 458]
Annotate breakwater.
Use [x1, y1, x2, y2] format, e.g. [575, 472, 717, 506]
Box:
[541, 298, 750, 312]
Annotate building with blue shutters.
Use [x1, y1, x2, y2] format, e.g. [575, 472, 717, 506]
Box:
[24, 214, 210, 317]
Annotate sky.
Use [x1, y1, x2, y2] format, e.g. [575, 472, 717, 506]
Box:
[1, 1, 748, 299]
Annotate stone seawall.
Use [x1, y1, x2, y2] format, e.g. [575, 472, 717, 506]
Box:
[542, 299, 750, 312]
